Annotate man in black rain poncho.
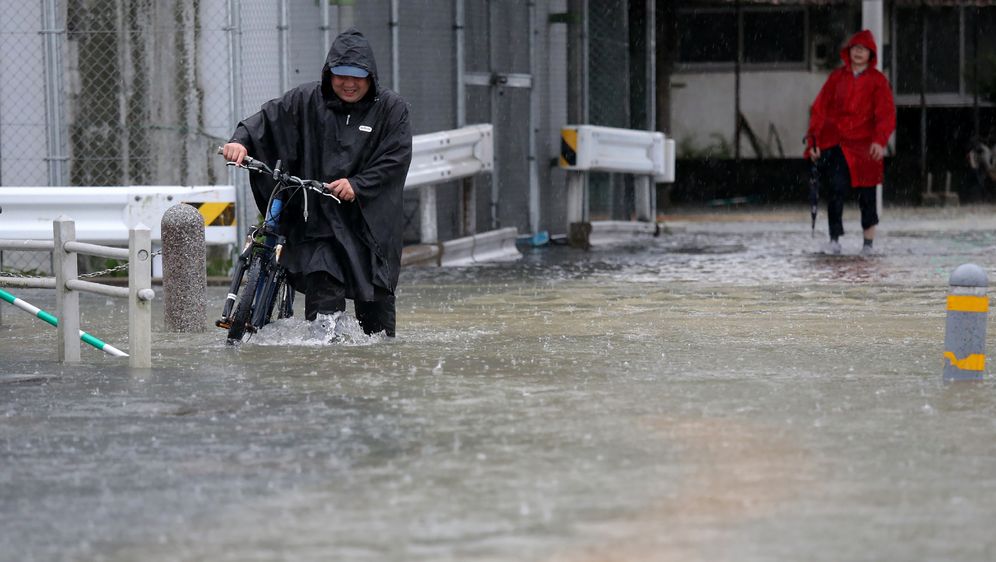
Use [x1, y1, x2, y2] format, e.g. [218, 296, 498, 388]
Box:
[222, 28, 412, 337]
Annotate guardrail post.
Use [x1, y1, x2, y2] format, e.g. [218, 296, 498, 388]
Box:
[635, 175, 652, 222]
[420, 185, 438, 244]
[128, 224, 152, 368]
[567, 171, 583, 226]
[461, 178, 476, 236]
[567, 171, 591, 248]
[53, 216, 81, 363]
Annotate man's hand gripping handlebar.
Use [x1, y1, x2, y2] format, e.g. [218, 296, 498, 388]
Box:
[216, 146, 341, 204]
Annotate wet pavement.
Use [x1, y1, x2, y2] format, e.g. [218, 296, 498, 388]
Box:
[3, 205, 996, 561]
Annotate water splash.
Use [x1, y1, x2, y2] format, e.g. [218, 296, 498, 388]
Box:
[247, 314, 385, 347]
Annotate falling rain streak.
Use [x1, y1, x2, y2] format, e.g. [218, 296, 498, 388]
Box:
[3, 208, 996, 561]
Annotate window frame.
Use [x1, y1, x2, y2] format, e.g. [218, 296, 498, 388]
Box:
[674, 5, 811, 73]
[891, 5, 993, 107]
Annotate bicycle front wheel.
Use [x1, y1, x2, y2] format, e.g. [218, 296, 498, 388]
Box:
[253, 265, 284, 329]
[227, 257, 262, 343]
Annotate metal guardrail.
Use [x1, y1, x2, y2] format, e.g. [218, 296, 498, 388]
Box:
[558, 124, 676, 247]
[0, 185, 236, 246]
[0, 126, 501, 274]
[0, 217, 154, 368]
[560, 124, 674, 182]
[405, 124, 494, 245]
[0, 126, 494, 251]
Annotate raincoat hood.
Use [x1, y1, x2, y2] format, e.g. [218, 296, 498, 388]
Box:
[840, 29, 878, 69]
[321, 28, 380, 103]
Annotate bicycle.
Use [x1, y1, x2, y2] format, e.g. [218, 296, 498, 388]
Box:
[215, 150, 340, 343]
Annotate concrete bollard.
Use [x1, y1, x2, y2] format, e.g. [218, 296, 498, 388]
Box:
[943, 263, 988, 381]
[161, 204, 207, 332]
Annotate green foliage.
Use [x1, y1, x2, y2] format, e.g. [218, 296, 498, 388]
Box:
[102, 259, 128, 277]
[206, 256, 232, 277]
[677, 133, 734, 160]
[206, 246, 234, 277]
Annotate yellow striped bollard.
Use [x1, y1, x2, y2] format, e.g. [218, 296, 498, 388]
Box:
[943, 263, 988, 382]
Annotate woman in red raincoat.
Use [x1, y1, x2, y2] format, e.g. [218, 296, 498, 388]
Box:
[806, 29, 896, 255]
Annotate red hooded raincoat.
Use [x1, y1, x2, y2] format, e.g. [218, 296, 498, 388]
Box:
[806, 30, 896, 187]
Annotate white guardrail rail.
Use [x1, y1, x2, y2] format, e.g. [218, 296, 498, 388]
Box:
[404, 123, 494, 247]
[559, 124, 675, 183]
[0, 185, 236, 245]
[0, 124, 514, 270]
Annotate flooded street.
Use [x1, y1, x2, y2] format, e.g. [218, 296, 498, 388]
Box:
[4, 206, 996, 561]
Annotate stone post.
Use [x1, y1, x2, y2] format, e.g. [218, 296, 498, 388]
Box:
[161, 204, 207, 332]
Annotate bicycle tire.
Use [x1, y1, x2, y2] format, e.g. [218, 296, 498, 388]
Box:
[276, 279, 295, 319]
[218, 254, 250, 324]
[227, 256, 262, 343]
[254, 265, 283, 329]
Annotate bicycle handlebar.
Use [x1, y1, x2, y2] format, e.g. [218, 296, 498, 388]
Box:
[216, 146, 340, 203]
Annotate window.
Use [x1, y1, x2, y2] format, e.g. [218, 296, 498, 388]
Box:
[677, 10, 736, 64]
[895, 7, 960, 94]
[677, 6, 807, 68]
[743, 11, 805, 64]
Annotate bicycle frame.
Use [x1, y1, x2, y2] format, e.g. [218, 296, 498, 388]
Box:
[215, 151, 339, 343]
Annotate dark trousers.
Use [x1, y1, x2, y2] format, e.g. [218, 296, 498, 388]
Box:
[299, 271, 396, 337]
[818, 146, 879, 239]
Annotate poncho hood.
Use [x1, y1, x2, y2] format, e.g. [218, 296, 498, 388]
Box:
[840, 29, 878, 69]
[321, 28, 380, 103]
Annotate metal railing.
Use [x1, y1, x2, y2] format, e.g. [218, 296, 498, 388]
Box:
[559, 124, 676, 247]
[404, 124, 494, 244]
[0, 217, 154, 368]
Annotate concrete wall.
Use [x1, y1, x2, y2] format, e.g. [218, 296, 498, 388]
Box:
[671, 70, 830, 160]
[0, 0, 50, 186]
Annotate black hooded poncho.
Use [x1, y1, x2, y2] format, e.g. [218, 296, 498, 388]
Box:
[230, 28, 413, 300]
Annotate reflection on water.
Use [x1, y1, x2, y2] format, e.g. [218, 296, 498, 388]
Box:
[3, 207, 996, 561]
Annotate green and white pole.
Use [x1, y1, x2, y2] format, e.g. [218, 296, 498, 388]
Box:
[0, 287, 128, 357]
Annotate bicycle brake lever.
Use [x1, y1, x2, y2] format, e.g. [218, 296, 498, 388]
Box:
[306, 180, 341, 203]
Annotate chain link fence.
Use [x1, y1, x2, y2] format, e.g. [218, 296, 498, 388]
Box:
[0, 0, 452, 279]
[1, 0, 66, 274]
[0, 0, 248, 275]
[587, 0, 653, 221]
[1, 0, 572, 276]
[0, 0, 433, 276]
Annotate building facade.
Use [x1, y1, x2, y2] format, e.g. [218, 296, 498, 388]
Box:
[668, 0, 996, 204]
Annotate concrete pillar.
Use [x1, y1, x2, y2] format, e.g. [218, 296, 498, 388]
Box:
[863, 2, 886, 206]
[161, 204, 207, 332]
[943, 263, 988, 382]
[862, 1, 884, 47]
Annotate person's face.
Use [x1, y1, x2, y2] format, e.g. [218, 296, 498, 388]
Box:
[849, 44, 871, 67]
[331, 74, 371, 103]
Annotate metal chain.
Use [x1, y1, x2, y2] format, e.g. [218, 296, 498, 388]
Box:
[0, 249, 163, 280]
[78, 262, 133, 279]
[79, 249, 163, 279]
[0, 270, 43, 279]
